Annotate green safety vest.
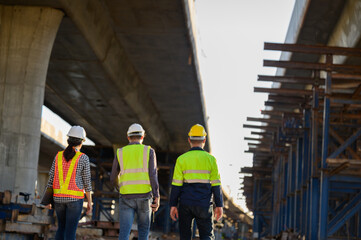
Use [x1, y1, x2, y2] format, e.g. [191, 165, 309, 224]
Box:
[117, 144, 151, 194]
[172, 150, 221, 187]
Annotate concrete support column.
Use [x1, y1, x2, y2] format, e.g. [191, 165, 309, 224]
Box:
[0, 5, 63, 197]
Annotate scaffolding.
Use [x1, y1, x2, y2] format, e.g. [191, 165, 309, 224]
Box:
[242, 43, 361, 239]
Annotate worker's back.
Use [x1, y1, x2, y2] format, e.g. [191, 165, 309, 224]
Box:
[175, 148, 219, 207]
[178, 149, 216, 170]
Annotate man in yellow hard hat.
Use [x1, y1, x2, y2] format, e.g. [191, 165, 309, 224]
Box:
[110, 123, 160, 240]
[169, 124, 223, 240]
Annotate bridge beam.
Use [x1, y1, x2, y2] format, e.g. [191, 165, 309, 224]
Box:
[58, 0, 171, 151]
[0, 5, 63, 197]
[327, 0, 361, 63]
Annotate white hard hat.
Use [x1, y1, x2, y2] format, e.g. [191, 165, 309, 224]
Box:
[67, 126, 86, 140]
[127, 123, 145, 136]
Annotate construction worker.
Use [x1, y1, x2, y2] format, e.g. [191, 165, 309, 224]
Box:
[170, 124, 223, 240]
[110, 123, 160, 240]
[46, 126, 93, 240]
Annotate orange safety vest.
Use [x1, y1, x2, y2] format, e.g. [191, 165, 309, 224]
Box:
[53, 151, 85, 199]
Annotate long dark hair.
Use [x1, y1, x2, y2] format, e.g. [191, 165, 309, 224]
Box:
[63, 137, 83, 161]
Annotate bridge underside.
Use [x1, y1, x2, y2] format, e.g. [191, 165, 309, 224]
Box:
[3, 0, 207, 152]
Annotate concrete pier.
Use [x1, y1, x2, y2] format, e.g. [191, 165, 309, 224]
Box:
[0, 5, 63, 197]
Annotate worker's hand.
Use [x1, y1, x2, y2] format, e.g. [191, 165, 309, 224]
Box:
[86, 202, 93, 215]
[170, 206, 178, 221]
[214, 207, 223, 221]
[151, 197, 160, 212]
[45, 204, 52, 209]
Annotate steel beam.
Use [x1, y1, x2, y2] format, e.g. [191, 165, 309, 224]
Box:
[319, 54, 332, 240]
[258, 74, 361, 85]
[301, 108, 310, 236]
[328, 128, 360, 160]
[244, 137, 261, 141]
[261, 110, 302, 116]
[253, 179, 260, 239]
[328, 191, 361, 236]
[254, 87, 315, 96]
[243, 124, 277, 131]
[328, 127, 361, 158]
[258, 75, 319, 84]
[264, 101, 301, 109]
[264, 60, 361, 75]
[251, 131, 274, 136]
[310, 178, 320, 240]
[247, 117, 282, 124]
[330, 175, 361, 183]
[264, 42, 361, 57]
[268, 95, 308, 103]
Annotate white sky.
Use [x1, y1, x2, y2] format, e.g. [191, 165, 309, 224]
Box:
[194, 0, 295, 211]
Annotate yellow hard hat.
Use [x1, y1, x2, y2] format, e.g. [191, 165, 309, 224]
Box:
[188, 124, 207, 140]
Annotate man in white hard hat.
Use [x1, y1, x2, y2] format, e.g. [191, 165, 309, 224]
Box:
[110, 123, 160, 240]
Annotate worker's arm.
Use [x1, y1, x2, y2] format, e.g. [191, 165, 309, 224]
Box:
[109, 156, 120, 187]
[170, 206, 179, 221]
[169, 185, 181, 207]
[211, 186, 223, 207]
[82, 155, 93, 215]
[169, 186, 181, 221]
[85, 191, 93, 215]
[148, 148, 160, 211]
[169, 157, 183, 221]
[46, 156, 57, 188]
[210, 156, 223, 207]
[210, 156, 223, 221]
[214, 207, 223, 221]
[151, 197, 160, 212]
[44, 156, 57, 209]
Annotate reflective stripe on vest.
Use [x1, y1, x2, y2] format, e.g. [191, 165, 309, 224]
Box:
[172, 150, 221, 187]
[180, 170, 212, 184]
[53, 151, 84, 198]
[117, 145, 151, 194]
[183, 170, 210, 174]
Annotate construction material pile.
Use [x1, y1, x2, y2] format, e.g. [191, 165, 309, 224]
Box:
[0, 190, 55, 239]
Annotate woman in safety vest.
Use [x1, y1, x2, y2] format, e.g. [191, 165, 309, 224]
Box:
[45, 126, 93, 240]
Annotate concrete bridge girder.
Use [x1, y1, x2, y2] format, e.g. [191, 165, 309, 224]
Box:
[58, 0, 171, 151]
[0, 0, 208, 197]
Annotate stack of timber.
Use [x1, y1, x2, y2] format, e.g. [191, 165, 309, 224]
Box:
[75, 221, 166, 239]
[73, 221, 135, 239]
[0, 190, 55, 239]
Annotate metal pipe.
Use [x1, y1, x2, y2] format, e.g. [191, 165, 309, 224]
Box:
[318, 54, 333, 239]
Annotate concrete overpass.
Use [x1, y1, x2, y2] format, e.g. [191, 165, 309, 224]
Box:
[0, 0, 208, 197]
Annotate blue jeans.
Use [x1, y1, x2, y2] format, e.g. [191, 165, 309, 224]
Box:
[178, 204, 214, 240]
[54, 199, 83, 240]
[118, 196, 152, 240]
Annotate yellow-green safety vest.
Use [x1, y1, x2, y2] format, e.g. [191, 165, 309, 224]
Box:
[117, 144, 152, 194]
[172, 150, 221, 187]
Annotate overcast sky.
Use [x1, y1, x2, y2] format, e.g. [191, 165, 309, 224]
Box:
[194, 0, 296, 211]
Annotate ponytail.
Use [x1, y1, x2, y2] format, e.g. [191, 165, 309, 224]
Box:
[63, 137, 83, 161]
